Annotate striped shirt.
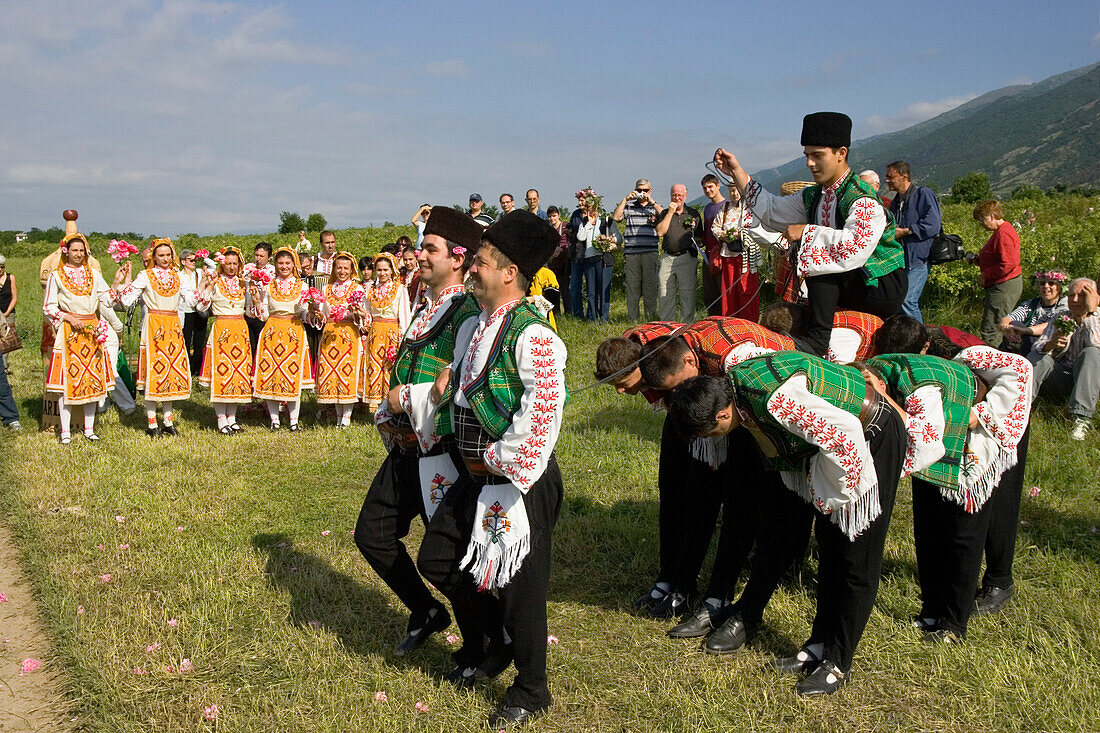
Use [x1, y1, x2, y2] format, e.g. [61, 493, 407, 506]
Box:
[621, 202, 659, 254]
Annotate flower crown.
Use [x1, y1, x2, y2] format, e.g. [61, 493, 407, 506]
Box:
[1034, 270, 1067, 284]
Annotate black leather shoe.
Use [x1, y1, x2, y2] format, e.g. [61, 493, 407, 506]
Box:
[161, 424, 178, 436]
[767, 649, 821, 675]
[444, 664, 477, 688]
[145, 427, 161, 437]
[795, 659, 847, 696]
[647, 591, 690, 619]
[702, 614, 752, 654]
[487, 703, 548, 727]
[474, 642, 514, 682]
[911, 615, 936, 631]
[974, 584, 1014, 615]
[394, 607, 450, 657]
[668, 602, 728, 639]
[634, 583, 669, 611]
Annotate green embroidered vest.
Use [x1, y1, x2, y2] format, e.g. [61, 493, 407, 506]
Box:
[801, 171, 904, 287]
[867, 354, 976, 490]
[390, 292, 481, 437]
[730, 352, 867, 472]
[456, 300, 561, 440]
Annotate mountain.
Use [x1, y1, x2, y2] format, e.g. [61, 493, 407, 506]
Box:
[750, 62, 1100, 195]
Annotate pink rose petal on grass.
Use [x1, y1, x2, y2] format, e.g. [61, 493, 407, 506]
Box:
[547, 635, 559, 644]
[119, 544, 130, 551]
[115, 516, 125, 523]
[164, 665, 175, 673]
[445, 634, 460, 645]
[99, 574, 111, 583]
[1028, 486, 1041, 497]
[414, 701, 429, 713]
[96, 544, 105, 551]
[167, 619, 179, 627]
[77, 605, 84, 615]
[20, 659, 40, 674]
[132, 667, 146, 675]
[146, 642, 160, 653]
[321, 530, 331, 536]
[176, 526, 184, 532]
[373, 691, 388, 702]
[203, 704, 218, 721]
[0, 592, 8, 602]
[179, 659, 194, 673]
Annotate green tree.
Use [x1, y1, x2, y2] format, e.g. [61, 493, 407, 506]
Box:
[305, 213, 327, 231]
[278, 211, 306, 234]
[1011, 183, 1044, 200]
[950, 172, 992, 203]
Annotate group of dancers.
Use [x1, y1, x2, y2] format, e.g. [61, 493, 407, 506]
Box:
[41, 227, 415, 441]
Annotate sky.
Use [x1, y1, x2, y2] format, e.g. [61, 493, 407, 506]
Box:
[1, 0, 1097, 236]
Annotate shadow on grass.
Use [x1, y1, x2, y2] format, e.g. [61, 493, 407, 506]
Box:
[566, 405, 662, 444]
[1018, 501, 1100, 563]
[549, 495, 818, 614]
[251, 532, 462, 682]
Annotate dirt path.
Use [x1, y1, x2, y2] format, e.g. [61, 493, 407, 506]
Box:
[0, 522, 71, 732]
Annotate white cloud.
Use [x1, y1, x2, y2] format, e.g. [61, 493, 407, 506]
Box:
[422, 58, 470, 78]
[863, 95, 978, 136]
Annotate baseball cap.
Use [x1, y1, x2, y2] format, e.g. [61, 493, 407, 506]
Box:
[469, 193, 483, 202]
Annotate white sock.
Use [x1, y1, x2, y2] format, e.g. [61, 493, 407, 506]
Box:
[226, 405, 238, 425]
[288, 400, 301, 425]
[58, 396, 72, 437]
[146, 404, 159, 428]
[162, 402, 174, 426]
[339, 404, 353, 425]
[215, 404, 229, 429]
[266, 400, 280, 424]
[82, 404, 96, 435]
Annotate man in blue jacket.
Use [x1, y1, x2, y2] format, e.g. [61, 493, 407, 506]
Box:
[887, 160, 942, 322]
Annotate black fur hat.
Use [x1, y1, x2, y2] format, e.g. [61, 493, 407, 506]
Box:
[422, 206, 484, 251]
[800, 112, 852, 148]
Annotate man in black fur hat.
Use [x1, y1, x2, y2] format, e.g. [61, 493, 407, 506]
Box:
[390, 211, 566, 727]
[355, 207, 484, 659]
[713, 112, 907, 357]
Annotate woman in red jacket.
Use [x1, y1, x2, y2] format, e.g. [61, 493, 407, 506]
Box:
[969, 200, 1022, 348]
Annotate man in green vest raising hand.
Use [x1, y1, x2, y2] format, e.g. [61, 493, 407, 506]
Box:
[713, 112, 907, 357]
[391, 211, 566, 728]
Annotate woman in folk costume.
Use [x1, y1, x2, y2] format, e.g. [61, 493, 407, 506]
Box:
[113, 237, 192, 436]
[43, 233, 116, 444]
[315, 251, 366, 427]
[360, 252, 410, 411]
[195, 247, 253, 434]
[250, 246, 314, 430]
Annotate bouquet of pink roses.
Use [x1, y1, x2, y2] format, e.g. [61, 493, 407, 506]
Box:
[93, 320, 110, 345]
[347, 289, 365, 310]
[195, 248, 210, 259]
[592, 234, 618, 253]
[329, 304, 349, 322]
[1055, 313, 1077, 336]
[106, 239, 139, 264]
[300, 287, 324, 306]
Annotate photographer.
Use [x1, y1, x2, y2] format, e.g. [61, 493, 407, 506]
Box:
[613, 179, 664, 320]
[655, 184, 701, 322]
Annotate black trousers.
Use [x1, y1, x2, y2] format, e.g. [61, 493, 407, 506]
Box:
[806, 407, 906, 673]
[548, 254, 572, 315]
[803, 267, 907, 356]
[246, 315, 263, 357]
[182, 311, 208, 375]
[303, 324, 322, 379]
[657, 421, 759, 598]
[980, 425, 1030, 590]
[417, 459, 562, 710]
[730, 471, 816, 624]
[911, 477, 992, 636]
[354, 448, 440, 623]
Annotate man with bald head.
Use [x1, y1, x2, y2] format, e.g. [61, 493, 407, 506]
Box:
[655, 184, 702, 322]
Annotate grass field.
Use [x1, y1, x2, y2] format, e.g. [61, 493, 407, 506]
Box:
[2, 254, 1100, 731]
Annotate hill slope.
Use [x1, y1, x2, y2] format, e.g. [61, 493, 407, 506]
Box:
[751, 62, 1100, 195]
